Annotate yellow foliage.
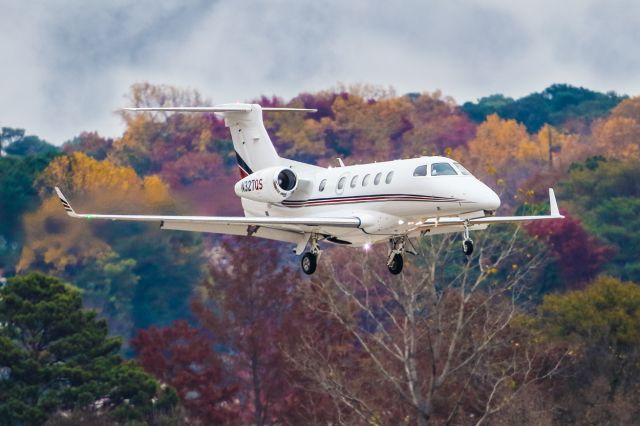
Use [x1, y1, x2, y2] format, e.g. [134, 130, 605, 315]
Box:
[17, 197, 111, 272]
[593, 116, 640, 160]
[610, 96, 640, 121]
[142, 175, 171, 207]
[19, 153, 174, 271]
[39, 152, 140, 196]
[463, 114, 532, 177]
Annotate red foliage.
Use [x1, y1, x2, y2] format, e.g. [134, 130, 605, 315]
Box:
[174, 176, 243, 216]
[293, 91, 348, 120]
[191, 238, 304, 425]
[159, 152, 224, 187]
[131, 320, 238, 423]
[526, 210, 615, 289]
[62, 131, 113, 160]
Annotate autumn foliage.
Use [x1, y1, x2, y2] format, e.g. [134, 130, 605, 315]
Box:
[131, 320, 237, 424]
[526, 210, 615, 289]
[3, 83, 640, 424]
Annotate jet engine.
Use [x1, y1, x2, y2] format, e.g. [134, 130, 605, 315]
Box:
[234, 166, 298, 203]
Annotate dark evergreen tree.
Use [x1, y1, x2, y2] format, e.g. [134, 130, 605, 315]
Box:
[0, 273, 177, 425]
[462, 84, 625, 132]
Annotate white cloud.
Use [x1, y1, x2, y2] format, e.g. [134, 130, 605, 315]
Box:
[0, 0, 638, 145]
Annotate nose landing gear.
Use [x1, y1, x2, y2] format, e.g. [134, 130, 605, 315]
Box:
[301, 252, 317, 275]
[462, 221, 474, 256]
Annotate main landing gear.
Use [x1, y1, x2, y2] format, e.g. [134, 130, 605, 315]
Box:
[301, 235, 320, 275]
[300, 235, 417, 276]
[387, 236, 406, 275]
[462, 221, 474, 256]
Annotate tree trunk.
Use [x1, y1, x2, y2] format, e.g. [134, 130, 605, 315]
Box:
[251, 351, 264, 426]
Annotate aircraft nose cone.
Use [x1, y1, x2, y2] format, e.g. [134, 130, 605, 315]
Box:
[470, 180, 501, 212]
[487, 189, 501, 211]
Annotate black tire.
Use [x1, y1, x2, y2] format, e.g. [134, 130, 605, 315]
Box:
[388, 253, 403, 275]
[463, 240, 474, 256]
[301, 252, 317, 275]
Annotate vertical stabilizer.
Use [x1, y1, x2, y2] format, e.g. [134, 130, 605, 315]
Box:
[223, 104, 280, 176]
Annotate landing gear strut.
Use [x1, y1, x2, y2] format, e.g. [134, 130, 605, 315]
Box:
[301, 234, 320, 275]
[387, 236, 405, 275]
[462, 221, 474, 256]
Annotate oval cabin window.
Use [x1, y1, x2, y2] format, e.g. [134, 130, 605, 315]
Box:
[374, 173, 382, 185]
[385, 171, 394, 184]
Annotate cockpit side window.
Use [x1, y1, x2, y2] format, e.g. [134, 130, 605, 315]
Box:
[431, 163, 458, 176]
[413, 165, 427, 176]
[453, 162, 472, 175]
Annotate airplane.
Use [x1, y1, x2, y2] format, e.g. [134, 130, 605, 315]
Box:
[54, 103, 564, 275]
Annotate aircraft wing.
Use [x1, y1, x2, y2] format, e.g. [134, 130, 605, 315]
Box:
[54, 187, 359, 251]
[417, 188, 564, 230]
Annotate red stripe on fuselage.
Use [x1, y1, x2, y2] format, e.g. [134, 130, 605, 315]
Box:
[280, 194, 465, 207]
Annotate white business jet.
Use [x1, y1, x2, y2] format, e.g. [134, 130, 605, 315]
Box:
[55, 103, 563, 275]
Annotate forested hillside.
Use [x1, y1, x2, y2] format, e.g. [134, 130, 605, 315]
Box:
[1, 83, 640, 424]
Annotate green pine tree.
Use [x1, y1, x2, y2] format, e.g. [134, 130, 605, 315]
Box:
[0, 273, 177, 425]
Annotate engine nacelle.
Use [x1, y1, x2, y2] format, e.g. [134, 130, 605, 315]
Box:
[234, 166, 298, 203]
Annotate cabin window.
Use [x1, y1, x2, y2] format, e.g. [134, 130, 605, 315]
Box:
[385, 171, 394, 184]
[337, 176, 346, 190]
[453, 162, 472, 175]
[374, 172, 382, 185]
[431, 163, 458, 176]
[362, 174, 370, 186]
[413, 165, 427, 176]
[350, 175, 359, 188]
[319, 179, 327, 192]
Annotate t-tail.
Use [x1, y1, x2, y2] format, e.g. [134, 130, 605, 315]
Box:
[123, 104, 315, 177]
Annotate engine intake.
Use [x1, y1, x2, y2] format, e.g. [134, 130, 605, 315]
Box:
[234, 166, 299, 203]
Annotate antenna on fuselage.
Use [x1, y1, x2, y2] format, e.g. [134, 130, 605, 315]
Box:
[337, 158, 345, 167]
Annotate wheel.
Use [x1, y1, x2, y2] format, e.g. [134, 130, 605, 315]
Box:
[462, 239, 474, 256]
[301, 252, 317, 275]
[387, 253, 404, 275]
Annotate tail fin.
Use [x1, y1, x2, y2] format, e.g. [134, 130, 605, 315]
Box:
[124, 104, 315, 177]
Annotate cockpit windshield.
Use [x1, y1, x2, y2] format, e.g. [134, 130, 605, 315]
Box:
[453, 162, 472, 176]
[431, 162, 458, 176]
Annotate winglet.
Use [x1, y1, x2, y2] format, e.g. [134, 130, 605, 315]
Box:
[54, 187, 78, 217]
[549, 188, 562, 217]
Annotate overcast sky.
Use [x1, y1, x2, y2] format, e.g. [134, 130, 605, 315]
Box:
[1, 0, 639, 145]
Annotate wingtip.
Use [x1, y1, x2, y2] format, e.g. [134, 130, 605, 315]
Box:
[54, 186, 76, 216]
[549, 188, 561, 217]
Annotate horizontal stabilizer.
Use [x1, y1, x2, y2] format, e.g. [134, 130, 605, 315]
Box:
[123, 104, 316, 113]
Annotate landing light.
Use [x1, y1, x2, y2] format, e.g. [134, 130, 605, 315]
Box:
[363, 243, 371, 251]
[398, 220, 404, 225]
